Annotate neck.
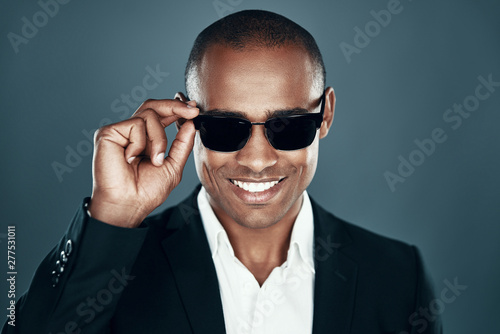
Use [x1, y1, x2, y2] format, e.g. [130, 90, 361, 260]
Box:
[212, 194, 304, 285]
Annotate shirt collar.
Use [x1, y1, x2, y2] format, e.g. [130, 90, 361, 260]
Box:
[197, 186, 315, 273]
[197, 187, 233, 258]
[287, 190, 315, 273]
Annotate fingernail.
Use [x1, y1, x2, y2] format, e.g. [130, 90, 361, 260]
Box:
[127, 156, 136, 164]
[156, 152, 164, 165]
[186, 100, 197, 108]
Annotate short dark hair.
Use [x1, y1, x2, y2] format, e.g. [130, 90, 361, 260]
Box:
[185, 10, 326, 99]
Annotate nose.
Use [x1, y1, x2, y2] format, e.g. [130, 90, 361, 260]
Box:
[235, 125, 278, 173]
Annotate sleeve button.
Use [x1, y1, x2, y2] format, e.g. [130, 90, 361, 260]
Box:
[55, 260, 64, 274]
[52, 275, 60, 287]
[60, 251, 68, 264]
[65, 240, 73, 256]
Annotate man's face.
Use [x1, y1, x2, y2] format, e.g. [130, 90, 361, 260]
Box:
[192, 44, 331, 229]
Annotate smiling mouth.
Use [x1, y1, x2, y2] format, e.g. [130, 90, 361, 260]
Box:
[230, 178, 284, 193]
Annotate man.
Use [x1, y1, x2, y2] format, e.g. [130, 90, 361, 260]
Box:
[4, 10, 441, 334]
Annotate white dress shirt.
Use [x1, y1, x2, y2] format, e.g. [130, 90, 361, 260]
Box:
[197, 187, 315, 334]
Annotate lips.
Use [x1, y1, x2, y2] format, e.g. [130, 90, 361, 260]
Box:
[229, 177, 285, 204]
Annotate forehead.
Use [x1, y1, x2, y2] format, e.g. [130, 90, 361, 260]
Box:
[196, 44, 317, 115]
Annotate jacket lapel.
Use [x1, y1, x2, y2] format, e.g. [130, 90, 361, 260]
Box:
[161, 188, 226, 334]
[311, 198, 358, 334]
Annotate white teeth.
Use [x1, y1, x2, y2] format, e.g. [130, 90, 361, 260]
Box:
[232, 180, 280, 192]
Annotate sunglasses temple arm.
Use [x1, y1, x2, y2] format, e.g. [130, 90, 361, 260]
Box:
[320, 89, 326, 116]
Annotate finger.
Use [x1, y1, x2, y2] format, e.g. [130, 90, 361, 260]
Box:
[132, 109, 168, 166]
[164, 120, 196, 176]
[160, 100, 198, 129]
[158, 100, 198, 128]
[132, 99, 199, 121]
[121, 118, 148, 163]
[94, 119, 148, 165]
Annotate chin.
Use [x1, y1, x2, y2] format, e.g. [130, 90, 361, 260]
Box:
[233, 213, 282, 230]
[225, 200, 291, 230]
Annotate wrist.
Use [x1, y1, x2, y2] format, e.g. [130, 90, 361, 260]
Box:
[88, 196, 147, 228]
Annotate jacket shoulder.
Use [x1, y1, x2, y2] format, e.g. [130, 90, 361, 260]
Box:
[310, 197, 419, 269]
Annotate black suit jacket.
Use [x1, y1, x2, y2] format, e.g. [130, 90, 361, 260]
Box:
[4, 186, 442, 333]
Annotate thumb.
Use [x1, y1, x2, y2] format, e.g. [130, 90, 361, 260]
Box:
[164, 120, 196, 177]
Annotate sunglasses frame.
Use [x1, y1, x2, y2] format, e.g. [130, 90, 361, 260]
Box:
[192, 90, 326, 152]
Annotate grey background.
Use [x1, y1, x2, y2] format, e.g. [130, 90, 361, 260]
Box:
[1, 0, 499, 332]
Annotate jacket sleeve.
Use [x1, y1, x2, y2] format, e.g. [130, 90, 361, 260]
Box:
[409, 246, 443, 334]
[2, 198, 149, 334]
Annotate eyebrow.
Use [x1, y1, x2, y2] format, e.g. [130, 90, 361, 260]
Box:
[201, 107, 311, 119]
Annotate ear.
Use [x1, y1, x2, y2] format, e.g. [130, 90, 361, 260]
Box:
[174, 92, 189, 102]
[319, 86, 336, 139]
[174, 92, 189, 130]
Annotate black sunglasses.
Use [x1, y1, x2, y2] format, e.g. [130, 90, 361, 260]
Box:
[192, 91, 326, 152]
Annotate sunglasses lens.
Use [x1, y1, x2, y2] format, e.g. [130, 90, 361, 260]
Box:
[197, 117, 250, 152]
[266, 117, 318, 150]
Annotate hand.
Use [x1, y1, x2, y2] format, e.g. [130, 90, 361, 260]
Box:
[87, 99, 199, 228]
